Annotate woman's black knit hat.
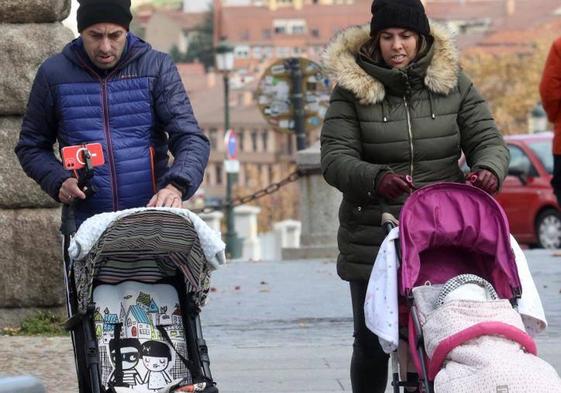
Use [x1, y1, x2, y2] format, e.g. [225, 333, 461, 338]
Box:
[77, 0, 132, 32]
[370, 0, 430, 37]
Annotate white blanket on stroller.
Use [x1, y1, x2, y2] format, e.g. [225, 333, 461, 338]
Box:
[364, 228, 547, 353]
[68, 207, 226, 269]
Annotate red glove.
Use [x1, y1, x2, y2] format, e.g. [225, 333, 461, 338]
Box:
[376, 173, 415, 200]
[466, 169, 498, 194]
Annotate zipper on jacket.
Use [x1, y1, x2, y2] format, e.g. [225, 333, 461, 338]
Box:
[74, 52, 121, 211]
[101, 79, 119, 210]
[404, 97, 414, 178]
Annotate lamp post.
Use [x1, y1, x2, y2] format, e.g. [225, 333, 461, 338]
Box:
[528, 102, 547, 133]
[215, 40, 240, 258]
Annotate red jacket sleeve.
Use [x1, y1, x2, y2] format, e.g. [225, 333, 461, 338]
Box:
[540, 38, 561, 124]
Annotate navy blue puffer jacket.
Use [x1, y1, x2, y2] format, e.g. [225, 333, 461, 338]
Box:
[15, 34, 209, 225]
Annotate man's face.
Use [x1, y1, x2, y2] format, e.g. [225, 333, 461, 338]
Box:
[81, 23, 127, 70]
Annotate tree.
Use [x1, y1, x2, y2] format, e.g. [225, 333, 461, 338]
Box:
[185, 7, 215, 70]
[169, 44, 185, 63]
[461, 40, 550, 135]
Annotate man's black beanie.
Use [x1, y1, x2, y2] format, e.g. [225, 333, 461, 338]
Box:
[370, 0, 430, 37]
[77, 0, 132, 32]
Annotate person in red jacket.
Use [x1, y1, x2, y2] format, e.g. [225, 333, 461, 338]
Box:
[540, 37, 561, 205]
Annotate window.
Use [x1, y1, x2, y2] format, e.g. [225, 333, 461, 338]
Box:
[292, 25, 305, 34]
[261, 130, 269, 152]
[263, 46, 273, 57]
[508, 145, 536, 177]
[274, 19, 306, 36]
[262, 29, 272, 39]
[238, 128, 245, 152]
[234, 46, 250, 58]
[276, 47, 290, 57]
[311, 28, 320, 38]
[216, 164, 223, 185]
[529, 141, 553, 174]
[251, 129, 259, 151]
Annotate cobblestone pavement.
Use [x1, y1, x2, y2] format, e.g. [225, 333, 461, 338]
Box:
[1, 250, 560, 392]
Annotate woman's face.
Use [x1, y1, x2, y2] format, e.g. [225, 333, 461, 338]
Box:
[379, 28, 420, 69]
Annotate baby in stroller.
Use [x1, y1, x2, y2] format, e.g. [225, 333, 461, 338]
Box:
[365, 183, 561, 392]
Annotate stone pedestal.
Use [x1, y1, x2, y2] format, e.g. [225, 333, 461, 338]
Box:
[274, 219, 301, 248]
[282, 141, 342, 260]
[234, 205, 261, 261]
[198, 211, 223, 233]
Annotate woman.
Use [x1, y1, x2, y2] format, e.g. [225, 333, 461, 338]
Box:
[320, 0, 509, 392]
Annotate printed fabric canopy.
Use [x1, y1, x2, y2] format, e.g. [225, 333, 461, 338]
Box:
[73, 210, 209, 314]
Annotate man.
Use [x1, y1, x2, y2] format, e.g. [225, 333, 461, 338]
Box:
[540, 36, 561, 205]
[15, 0, 209, 226]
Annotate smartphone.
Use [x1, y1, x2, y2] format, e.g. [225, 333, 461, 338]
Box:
[61, 143, 105, 170]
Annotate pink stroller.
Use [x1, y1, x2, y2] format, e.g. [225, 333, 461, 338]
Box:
[375, 183, 559, 392]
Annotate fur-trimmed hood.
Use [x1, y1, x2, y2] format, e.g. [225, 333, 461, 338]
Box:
[321, 22, 459, 105]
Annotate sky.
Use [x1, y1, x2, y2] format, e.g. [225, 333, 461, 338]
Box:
[63, 0, 212, 36]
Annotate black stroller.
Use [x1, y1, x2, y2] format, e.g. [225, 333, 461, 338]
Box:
[61, 205, 219, 393]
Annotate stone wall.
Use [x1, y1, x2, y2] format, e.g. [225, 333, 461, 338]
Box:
[0, 0, 73, 328]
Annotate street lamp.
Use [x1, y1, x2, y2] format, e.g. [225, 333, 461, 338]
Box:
[528, 102, 547, 133]
[215, 40, 240, 258]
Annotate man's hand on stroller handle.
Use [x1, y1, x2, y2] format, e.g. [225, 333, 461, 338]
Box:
[377, 172, 416, 200]
[59, 177, 87, 204]
[466, 169, 498, 194]
[147, 183, 183, 208]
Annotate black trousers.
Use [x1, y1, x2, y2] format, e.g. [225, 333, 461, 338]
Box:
[350, 281, 390, 393]
[552, 154, 561, 206]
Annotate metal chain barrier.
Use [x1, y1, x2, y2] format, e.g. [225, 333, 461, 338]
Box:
[191, 167, 321, 214]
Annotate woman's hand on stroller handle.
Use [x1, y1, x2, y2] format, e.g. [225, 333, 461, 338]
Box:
[465, 169, 498, 194]
[377, 173, 417, 200]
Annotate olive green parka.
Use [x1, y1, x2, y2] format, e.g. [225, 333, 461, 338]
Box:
[320, 23, 509, 282]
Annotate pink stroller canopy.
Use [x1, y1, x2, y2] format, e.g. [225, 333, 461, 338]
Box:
[399, 183, 521, 299]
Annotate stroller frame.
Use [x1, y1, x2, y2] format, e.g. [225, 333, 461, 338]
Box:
[379, 183, 523, 393]
[60, 205, 217, 393]
[381, 215, 433, 393]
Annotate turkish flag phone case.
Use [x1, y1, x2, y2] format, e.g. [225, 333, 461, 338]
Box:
[61, 143, 105, 170]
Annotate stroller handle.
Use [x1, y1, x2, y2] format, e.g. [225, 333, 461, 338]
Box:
[381, 212, 399, 235]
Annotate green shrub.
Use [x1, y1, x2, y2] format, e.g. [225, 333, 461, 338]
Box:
[1, 311, 67, 336]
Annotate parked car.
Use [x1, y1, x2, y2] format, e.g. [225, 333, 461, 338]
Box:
[461, 132, 561, 248]
[494, 132, 561, 248]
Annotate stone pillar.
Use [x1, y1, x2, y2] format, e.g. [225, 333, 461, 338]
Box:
[274, 219, 301, 249]
[234, 205, 261, 261]
[198, 211, 223, 233]
[0, 0, 73, 328]
[282, 141, 342, 259]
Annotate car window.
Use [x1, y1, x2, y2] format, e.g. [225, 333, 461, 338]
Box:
[528, 141, 553, 174]
[508, 145, 536, 176]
